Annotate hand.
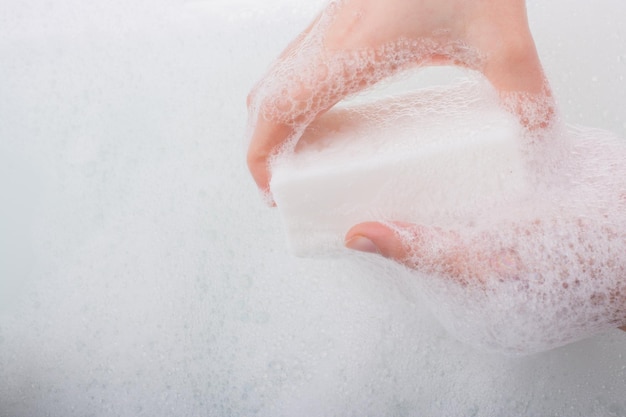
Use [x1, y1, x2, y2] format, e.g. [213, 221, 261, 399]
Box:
[247, 0, 548, 196]
[344, 131, 626, 351]
[246, 0, 626, 352]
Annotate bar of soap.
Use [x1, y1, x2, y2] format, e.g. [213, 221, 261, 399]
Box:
[271, 81, 528, 256]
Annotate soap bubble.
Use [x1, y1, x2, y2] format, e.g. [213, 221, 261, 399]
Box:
[0, 0, 625, 416]
[252, 0, 626, 356]
[270, 73, 626, 355]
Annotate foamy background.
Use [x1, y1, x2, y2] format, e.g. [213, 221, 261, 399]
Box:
[1, 1, 625, 416]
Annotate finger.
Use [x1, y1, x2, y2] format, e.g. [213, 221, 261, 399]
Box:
[246, 119, 293, 194]
[344, 221, 466, 274]
[246, 60, 378, 194]
[246, 13, 323, 195]
[344, 221, 408, 260]
[471, 6, 555, 129]
[246, 4, 409, 194]
[346, 221, 528, 288]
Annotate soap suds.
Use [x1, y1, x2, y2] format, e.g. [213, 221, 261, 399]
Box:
[1, 0, 626, 415]
[254, 0, 626, 354]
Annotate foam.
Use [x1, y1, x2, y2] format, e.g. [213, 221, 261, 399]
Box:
[250, 0, 626, 355]
[268, 65, 626, 354]
[2, 0, 626, 415]
[246, 0, 483, 166]
[271, 79, 528, 255]
[390, 120, 626, 354]
[274, 94, 626, 354]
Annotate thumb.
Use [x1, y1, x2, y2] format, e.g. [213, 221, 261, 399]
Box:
[344, 221, 469, 277]
[344, 221, 412, 263]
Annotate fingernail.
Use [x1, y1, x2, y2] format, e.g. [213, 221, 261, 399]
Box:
[345, 235, 379, 254]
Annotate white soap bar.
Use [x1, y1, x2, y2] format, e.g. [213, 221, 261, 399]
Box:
[271, 81, 527, 256]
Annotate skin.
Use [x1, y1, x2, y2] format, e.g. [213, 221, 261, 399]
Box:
[247, 0, 546, 193]
[246, 0, 626, 333]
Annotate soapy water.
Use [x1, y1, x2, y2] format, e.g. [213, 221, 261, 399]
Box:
[1, 0, 626, 416]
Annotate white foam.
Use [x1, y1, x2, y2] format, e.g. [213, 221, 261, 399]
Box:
[271, 79, 527, 256]
[1, 0, 626, 415]
[269, 74, 626, 356]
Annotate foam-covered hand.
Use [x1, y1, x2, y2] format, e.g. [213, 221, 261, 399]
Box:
[246, 0, 626, 353]
[345, 128, 626, 352]
[247, 0, 547, 196]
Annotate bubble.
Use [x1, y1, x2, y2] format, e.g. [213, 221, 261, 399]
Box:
[267, 59, 626, 355]
[247, 0, 484, 165]
[2, 0, 626, 416]
[271, 77, 529, 255]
